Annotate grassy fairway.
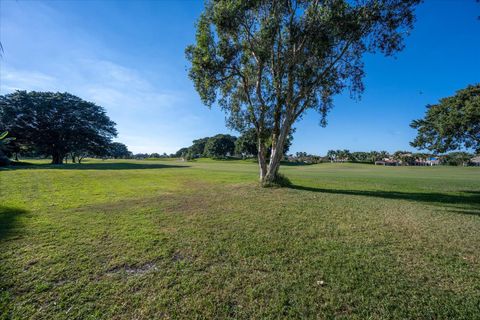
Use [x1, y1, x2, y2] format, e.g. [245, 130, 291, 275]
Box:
[1, 159, 479, 319]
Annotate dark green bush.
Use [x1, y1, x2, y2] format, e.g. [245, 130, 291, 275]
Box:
[0, 153, 10, 166]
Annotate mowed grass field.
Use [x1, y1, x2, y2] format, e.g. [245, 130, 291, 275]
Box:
[1, 159, 479, 319]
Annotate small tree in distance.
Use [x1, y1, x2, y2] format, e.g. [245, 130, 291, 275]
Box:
[187, 0, 421, 186]
[108, 142, 131, 159]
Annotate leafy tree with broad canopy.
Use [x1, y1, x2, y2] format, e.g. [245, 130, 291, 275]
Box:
[190, 137, 211, 156]
[235, 127, 293, 157]
[204, 134, 237, 158]
[175, 147, 190, 158]
[442, 152, 474, 166]
[186, 0, 421, 185]
[0, 91, 117, 164]
[108, 142, 132, 159]
[235, 129, 258, 157]
[411, 84, 480, 154]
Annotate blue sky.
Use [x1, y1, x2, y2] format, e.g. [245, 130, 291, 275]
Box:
[0, 0, 479, 155]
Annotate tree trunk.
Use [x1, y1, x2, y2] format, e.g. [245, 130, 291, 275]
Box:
[72, 154, 76, 163]
[260, 118, 292, 186]
[257, 139, 268, 182]
[14, 153, 19, 161]
[262, 140, 285, 185]
[51, 152, 64, 164]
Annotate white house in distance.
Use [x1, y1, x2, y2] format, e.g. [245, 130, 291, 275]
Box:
[471, 156, 480, 166]
[426, 157, 440, 166]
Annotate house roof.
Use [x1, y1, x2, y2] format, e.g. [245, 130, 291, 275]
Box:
[471, 156, 480, 163]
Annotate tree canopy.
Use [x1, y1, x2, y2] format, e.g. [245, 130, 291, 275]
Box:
[186, 0, 421, 185]
[190, 137, 211, 156]
[235, 127, 293, 157]
[411, 84, 480, 154]
[235, 129, 258, 157]
[174, 147, 190, 158]
[0, 131, 15, 166]
[203, 134, 237, 158]
[0, 91, 117, 164]
[108, 142, 132, 159]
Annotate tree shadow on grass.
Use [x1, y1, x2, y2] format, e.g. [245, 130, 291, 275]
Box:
[0, 206, 28, 241]
[280, 161, 315, 167]
[3, 162, 189, 171]
[0, 207, 27, 318]
[289, 185, 480, 216]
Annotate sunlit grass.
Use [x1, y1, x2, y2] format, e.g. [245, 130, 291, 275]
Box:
[1, 159, 479, 318]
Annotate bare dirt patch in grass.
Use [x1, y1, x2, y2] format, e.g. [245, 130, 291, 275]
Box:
[106, 262, 158, 277]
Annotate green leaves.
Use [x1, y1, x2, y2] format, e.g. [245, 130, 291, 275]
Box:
[0, 131, 15, 147]
[0, 91, 118, 164]
[187, 0, 420, 131]
[187, 0, 421, 180]
[203, 134, 237, 158]
[411, 84, 480, 154]
[0, 131, 13, 166]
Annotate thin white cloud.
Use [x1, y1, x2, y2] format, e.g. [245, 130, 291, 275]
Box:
[0, 0, 228, 154]
[0, 60, 193, 153]
[1, 58, 182, 110]
[0, 69, 58, 93]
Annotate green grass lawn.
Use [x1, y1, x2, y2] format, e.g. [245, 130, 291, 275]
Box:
[1, 159, 479, 319]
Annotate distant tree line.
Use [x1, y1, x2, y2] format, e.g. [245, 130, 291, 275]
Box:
[130, 152, 170, 159]
[174, 129, 293, 160]
[172, 134, 477, 166]
[0, 91, 132, 165]
[288, 150, 478, 166]
[174, 134, 237, 160]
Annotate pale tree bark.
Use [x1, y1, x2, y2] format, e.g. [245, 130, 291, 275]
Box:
[264, 132, 287, 183]
[261, 114, 293, 185]
[187, 0, 420, 187]
[257, 140, 268, 181]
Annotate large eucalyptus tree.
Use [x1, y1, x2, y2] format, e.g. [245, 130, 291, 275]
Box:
[187, 0, 421, 185]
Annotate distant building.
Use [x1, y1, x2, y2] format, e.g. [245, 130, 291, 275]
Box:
[375, 158, 399, 166]
[426, 157, 440, 166]
[470, 156, 480, 166]
[412, 156, 439, 166]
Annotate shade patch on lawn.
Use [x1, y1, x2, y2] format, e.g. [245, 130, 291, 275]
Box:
[0, 206, 29, 241]
[1, 160, 479, 319]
